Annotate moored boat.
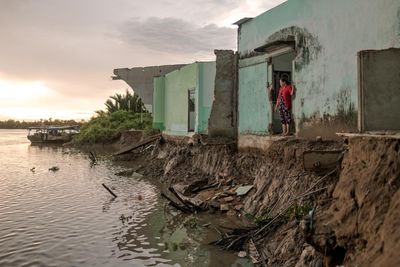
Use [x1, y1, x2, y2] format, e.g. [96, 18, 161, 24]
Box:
[27, 126, 80, 144]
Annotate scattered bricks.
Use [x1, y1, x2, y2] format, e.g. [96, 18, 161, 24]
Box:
[234, 204, 244, 211]
[220, 204, 230, 211]
[209, 200, 221, 209]
[222, 196, 235, 202]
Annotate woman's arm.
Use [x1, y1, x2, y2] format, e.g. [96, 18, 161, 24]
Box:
[290, 84, 295, 96]
[275, 89, 281, 110]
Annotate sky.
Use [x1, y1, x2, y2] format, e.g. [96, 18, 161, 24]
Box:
[0, 0, 286, 121]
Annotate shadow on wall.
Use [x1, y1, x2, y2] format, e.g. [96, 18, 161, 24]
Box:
[298, 89, 358, 139]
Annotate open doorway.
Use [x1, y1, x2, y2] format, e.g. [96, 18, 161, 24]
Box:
[188, 88, 196, 132]
[268, 51, 296, 134]
[358, 48, 400, 132]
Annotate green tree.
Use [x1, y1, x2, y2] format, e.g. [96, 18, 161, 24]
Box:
[103, 90, 146, 114]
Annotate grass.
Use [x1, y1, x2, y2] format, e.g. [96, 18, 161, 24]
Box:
[73, 110, 153, 144]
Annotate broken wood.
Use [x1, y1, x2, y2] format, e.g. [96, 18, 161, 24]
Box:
[168, 186, 195, 211]
[113, 134, 161, 156]
[89, 151, 97, 164]
[169, 186, 208, 211]
[160, 192, 191, 213]
[102, 183, 117, 198]
[210, 169, 338, 252]
[191, 182, 219, 194]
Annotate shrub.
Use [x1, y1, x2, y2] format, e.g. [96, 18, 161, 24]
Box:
[73, 110, 153, 144]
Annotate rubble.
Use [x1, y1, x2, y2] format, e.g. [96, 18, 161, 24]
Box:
[112, 133, 400, 266]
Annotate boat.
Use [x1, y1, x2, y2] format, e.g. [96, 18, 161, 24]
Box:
[27, 126, 80, 144]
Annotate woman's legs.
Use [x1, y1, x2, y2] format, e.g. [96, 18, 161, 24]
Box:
[285, 123, 290, 135]
[282, 124, 287, 135]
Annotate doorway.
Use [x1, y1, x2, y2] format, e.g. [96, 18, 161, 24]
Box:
[188, 88, 196, 132]
[358, 48, 400, 132]
[268, 51, 296, 134]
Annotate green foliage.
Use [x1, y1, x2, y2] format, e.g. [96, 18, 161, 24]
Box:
[0, 118, 84, 129]
[171, 242, 179, 251]
[287, 204, 312, 220]
[73, 110, 152, 144]
[244, 209, 272, 225]
[183, 215, 198, 229]
[98, 89, 147, 114]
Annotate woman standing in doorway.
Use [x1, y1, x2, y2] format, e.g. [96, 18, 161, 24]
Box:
[275, 75, 295, 136]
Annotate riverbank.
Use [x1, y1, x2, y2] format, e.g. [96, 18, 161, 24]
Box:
[81, 131, 400, 267]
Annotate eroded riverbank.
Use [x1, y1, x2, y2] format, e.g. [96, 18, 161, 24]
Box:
[106, 132, 400, 267]
[0, 130, 251, 267]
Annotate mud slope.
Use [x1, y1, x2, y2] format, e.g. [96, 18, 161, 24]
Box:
[309, 137, 400, 267]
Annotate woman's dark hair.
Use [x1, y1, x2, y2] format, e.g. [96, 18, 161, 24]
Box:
[280, 75, 291, 85]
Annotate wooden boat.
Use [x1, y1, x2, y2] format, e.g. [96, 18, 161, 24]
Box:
[27, 126, 80, 144]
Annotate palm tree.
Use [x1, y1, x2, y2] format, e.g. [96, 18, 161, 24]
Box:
[103, 90, 146, 114]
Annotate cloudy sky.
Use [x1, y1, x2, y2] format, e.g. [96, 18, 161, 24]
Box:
[0, 0, 285, 121]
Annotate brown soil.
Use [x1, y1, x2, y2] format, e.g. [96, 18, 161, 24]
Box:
[109, 135, 400, 267]
[309, 137, 400, 267]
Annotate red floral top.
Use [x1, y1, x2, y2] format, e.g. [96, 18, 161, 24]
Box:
[277, 85, 293, 110]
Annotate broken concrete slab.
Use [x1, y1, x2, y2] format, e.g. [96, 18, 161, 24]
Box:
[235, 185, 254, 196]
[303, 150, 344, 171]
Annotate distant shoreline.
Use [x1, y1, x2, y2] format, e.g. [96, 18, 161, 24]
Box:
[0, 119, 84, 130]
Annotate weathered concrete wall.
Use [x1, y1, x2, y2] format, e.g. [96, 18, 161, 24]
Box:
[237, 0, 400, 139]
[163, 64, 198, 136]
[359, 48, 400, 131]
[113, 64, 185, 111]
[208, 50, 237, 141]
[197, 62, 216, 134]
[156, 62, 216, 136]
[153, 76, 165, 130]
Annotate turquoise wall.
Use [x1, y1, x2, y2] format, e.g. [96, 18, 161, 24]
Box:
[154, 62, 216, 136]
[238, 0, 400, 136]
[197, 62, 216, 133]
[164, 63, 197, 135]
[153, 76, 165, 130]
[238, 61, 269, 134]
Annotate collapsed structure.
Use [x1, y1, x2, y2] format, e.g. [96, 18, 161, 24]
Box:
[114, 0, 400, 149]
[110, 0, 400, 266]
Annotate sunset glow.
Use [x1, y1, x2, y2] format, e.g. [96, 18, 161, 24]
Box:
[0, 79, 94, 121]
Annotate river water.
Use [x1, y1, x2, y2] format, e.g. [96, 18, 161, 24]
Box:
[0, 129, 252, 267]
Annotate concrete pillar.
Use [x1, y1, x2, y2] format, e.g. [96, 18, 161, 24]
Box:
[208, 50, 238, 142]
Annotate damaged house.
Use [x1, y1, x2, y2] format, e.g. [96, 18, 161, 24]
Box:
[112, 64, 186, 112]
[236, 0, 400, 150]
[152, 61, 216, 136]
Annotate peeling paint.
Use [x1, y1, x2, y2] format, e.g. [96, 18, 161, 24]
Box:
[298, 88, 357, 139]
[240, 26, 322, 72]
[397, 8, 400, 38]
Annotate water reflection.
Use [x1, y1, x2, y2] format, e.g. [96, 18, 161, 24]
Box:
[0, 130, 252, 267]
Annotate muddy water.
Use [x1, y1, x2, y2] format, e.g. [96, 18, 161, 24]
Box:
[0, 129, 252, 267]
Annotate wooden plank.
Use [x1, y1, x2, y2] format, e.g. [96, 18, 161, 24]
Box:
[113, 134, 161, 156]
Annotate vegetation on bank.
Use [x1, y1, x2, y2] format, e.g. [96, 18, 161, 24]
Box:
[73, 111, 152, 144]
[0, 119, 84, 129]
[73, 90, 155, 144]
